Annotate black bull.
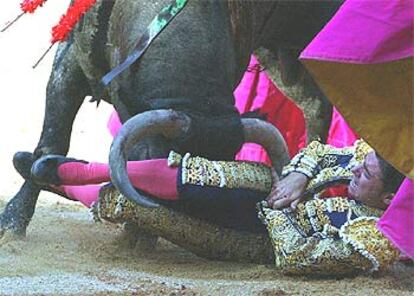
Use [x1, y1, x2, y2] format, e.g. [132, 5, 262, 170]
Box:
[0, 0, 341, 239]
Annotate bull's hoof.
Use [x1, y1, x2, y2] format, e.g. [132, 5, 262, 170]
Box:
[0, 180, 40, 244]
[0, 197, 32, 243]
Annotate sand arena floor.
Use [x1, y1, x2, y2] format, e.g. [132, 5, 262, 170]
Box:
[0, 1, 413, 295]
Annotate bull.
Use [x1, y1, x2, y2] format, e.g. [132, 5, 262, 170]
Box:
[0, 0, 341, 241]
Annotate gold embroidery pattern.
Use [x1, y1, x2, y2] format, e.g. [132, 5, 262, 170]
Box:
[167, 151, 182, 167]
[294, 203, 312, 234]
[321, 154, 338, 168]
[258, 197, 391, 275]
[305, 198, 327, 232]
[353, 140, 373, 163]
[258, 204, 308, 268]
[181, 153, 272, 193]
[94, 186, 138, 223]
[340, 218, 400, 271]
[352, 203, 383, 218]
[306, 167, 352, 195]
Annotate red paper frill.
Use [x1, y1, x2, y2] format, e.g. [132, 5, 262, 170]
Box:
[20, 0, 47, 14]
[51, 0, 97, 44]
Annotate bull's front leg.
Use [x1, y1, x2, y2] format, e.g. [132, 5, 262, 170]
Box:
[255, 48, 332, 142]
[0, 42, 90, 241]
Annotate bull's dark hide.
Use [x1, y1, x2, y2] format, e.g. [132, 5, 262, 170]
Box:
[1, 0, 342, 241]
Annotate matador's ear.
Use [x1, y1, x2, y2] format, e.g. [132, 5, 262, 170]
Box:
[382, 193, 395, 207]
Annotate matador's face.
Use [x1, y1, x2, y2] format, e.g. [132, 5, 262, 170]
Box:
[349, 152, 387, 209]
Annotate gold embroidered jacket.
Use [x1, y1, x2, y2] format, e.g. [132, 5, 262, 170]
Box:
[258, 140, 399, 275]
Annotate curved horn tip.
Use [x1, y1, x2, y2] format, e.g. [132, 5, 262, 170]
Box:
[128, 191, 160, 208]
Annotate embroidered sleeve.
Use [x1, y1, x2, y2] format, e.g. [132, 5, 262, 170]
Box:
[282, 140, 371, 180]
[281, 141, 323, 179]
[180, 152, 272, 193]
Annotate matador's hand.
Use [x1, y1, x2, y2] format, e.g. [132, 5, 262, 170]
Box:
[266, 172, 308, 210]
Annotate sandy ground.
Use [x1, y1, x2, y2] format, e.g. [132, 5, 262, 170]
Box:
[0, 2, 413, 295]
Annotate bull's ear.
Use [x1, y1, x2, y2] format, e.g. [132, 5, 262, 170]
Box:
[277, 48, 301, 86]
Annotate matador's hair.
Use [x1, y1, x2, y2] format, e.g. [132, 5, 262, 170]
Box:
[376, 153, 405, 194]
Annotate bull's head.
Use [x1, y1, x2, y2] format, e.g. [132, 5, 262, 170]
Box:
[109, 109, 289, 207]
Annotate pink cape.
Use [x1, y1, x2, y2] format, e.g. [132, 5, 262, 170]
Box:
[377, 178, 414, 260]
[327, 107, 358, 148]
[301, 0, 413, 64]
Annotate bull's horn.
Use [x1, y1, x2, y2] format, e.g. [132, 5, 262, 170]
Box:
[109, 109, 191, 208]
[241, 118, 290, 176]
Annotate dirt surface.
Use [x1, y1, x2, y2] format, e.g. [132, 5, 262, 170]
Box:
[0, 2, 413, 295]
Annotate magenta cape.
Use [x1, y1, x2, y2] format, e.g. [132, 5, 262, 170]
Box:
[300, 0, 414, 179]
[377, 178, 414, 260]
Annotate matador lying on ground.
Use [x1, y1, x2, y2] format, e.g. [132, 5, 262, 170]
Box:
[18, 138, 405, 276]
